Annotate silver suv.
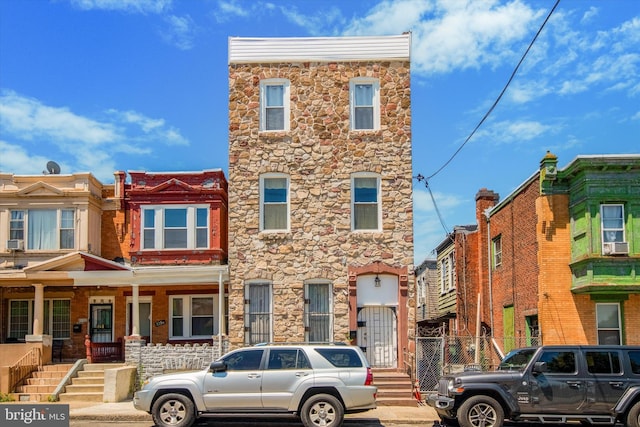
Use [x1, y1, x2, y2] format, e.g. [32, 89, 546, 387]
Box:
[133, 343, 377, 427]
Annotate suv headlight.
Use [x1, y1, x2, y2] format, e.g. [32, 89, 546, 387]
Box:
[448, 378, 465, 394]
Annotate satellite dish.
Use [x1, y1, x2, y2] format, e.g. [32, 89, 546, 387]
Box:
[46, 161, 61, 174]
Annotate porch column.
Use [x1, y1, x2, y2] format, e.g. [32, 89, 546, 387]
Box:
[32, 283, 45, 335]
[131, 284, 140, 337]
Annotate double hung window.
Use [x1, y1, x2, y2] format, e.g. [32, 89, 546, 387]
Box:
[260, 175, 289, 231]
[260, 79, 290, 131]
[10, 209, 75, 250]
[245, 283, 272, 345]
[596, 303, 621, 345]
[350, 78, 380, 130]
[493, 236, 502, 268]
[170, 295, 217, 338]
[8, 299, 71, 340]
[352, 174, 380, 231]
[142, 205, 208, 250]
[305, 282, 332, 342]
[601, 204, 625, 243]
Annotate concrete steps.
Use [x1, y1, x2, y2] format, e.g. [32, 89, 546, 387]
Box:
[58, 363, 125, 403]
[14, 364, 73, 402]
[373, 369, 418, 407]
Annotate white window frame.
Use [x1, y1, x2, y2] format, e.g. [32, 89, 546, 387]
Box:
[259, 174, 290, 232]
[493, 236, 502, 268]
[601, 204, 625, 245]
[260, 78, 290, 131]
[141, 205, 209, 250]
[8, 299, 71, 340]
[10, 209, 76, 251]
[169, 295, 218, 339]
[447, 252, 455, 291]
[304, 281, 333, 343]
[351, 173, 381, 232]
[440, 258, 448, 294]
[596, 302, 622, 345]
[350, 78, 380, 131]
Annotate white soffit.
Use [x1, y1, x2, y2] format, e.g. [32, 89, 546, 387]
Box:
[229, 34, 411, 63]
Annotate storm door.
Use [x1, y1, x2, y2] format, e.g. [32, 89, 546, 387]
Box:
[357, 306, 397, 368]
[90, 303, 113, 343]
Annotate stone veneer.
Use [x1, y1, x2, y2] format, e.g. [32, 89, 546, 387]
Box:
[228, 59, 414, 349]
[125, 338, 229, 383]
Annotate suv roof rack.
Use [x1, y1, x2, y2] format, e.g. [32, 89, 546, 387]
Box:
[253, 341, 348, 346]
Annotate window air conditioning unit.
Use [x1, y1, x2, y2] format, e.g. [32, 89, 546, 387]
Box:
[7, 239, 24, 251]
[603, 242, 629, 255]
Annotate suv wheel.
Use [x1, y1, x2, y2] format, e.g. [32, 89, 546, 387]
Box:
[458, 395, 504, 427]
[151, 393, 196, 427]
[300, 393, 344, 427]
[627, 401, 640, 427]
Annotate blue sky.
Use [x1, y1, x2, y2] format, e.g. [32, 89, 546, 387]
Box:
[1, 0, 639, 264]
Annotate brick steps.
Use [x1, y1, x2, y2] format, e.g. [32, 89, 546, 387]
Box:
[14, 363, 74, 402]
[57, 363, 125, 403]
[373, 369, 418, 407]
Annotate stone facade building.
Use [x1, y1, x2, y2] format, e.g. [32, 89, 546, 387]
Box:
[227, 34, 415, 369]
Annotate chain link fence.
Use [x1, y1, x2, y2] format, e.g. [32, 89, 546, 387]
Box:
[416, 335, 541, 392]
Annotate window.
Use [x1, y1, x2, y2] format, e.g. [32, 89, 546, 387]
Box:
[141, 205, 208, 250]
[493, 236, 502, 268]
[8, 299, 71, 340]
[10, 209, 75, 250]
[352, 174, 380, 231]
[267, 349, 311, 370]
[222, 349, 264, 371]
[630, 351, 640, 374]
[596, 303, 621, 345]
[601, 204, 625, 243]
[305, 282, 332, 342]
[350, 78, 380, 130]
[260, 175, 289, 231]
[169, 295, 218, 339]
[260, 79, 290, 131]
[440, 257, 448, 294]
[315, 348, 363, 368]
[586, 351, 622, 374]
[539, 350, 577, 374]
[447, 253, 455, 291]
[245, 283, 272, 345]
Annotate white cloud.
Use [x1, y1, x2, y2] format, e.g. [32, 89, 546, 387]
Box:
[161, 14, 197, 50]
[0, 91, 189, 181]
[581, 6, 598, 24]
[214, 0, 252, 23]
[0, 141, 51, 175]
[476, 119, 556, 145]
[70, 0, 172, 14]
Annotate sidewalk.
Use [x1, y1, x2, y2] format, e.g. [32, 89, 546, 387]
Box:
[68, 400, 440, 424]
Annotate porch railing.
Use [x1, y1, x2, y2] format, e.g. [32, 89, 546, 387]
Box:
[84, 335, 123, 363]
[8, 347, 42, 393]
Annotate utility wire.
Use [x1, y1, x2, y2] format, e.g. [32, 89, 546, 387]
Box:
[424, 0, 561, 181]
[415, 0, 561, 240]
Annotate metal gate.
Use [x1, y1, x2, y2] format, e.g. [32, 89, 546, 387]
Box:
[357, 306, 397, 368]
[415, 337, 443, 392]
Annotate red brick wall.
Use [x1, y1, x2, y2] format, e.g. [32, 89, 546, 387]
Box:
[489, 178, 539, 341]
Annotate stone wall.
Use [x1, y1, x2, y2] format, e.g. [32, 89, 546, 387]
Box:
[125, 338, 229, 383]
[228, 58, 414, 349]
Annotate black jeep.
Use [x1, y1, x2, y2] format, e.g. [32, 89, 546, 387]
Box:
[427, 345, 640, 427]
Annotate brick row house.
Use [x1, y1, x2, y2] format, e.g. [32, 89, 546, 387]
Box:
[425, 153, 640, 361]
[227, 34, 415, 368]
[0, 169, 229, 370]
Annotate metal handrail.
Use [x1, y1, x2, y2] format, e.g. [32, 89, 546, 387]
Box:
[8, 347, 42, 393]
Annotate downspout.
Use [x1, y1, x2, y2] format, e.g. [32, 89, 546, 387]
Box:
[484, 208, 494, 336]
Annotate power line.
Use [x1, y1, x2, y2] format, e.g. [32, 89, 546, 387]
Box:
[424, 0, 561, 181]
[414, 0, 561, 240]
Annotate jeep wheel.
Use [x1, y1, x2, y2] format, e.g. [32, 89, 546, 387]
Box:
[151, 393, 196, 427]
[458, 395, 504, 427]
[627, 401, 640, 427]
[300, 393, 344, 427]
